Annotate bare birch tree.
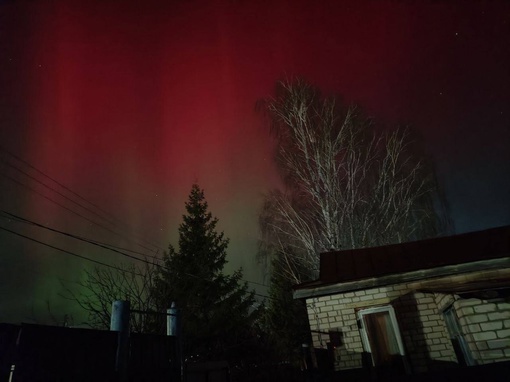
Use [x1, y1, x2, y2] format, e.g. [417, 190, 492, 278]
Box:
[62, 260, 159, 333]
[260, 79, 450, 283]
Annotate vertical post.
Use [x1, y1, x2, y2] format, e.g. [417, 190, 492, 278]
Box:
[111, 300, 130, 382]
[167, 301, 178, 336]
[167, 302, 183, 381]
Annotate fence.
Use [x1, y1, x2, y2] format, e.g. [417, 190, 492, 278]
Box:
[0, 323, 178, 382]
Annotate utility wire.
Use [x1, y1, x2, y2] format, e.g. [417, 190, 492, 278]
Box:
[244, 279, 270, 288]
[1, 209, 160, 260]
[0, 210, 163, 265]
[0, 171, 159, 254]
[0, 147, 114, 220]
[0, 210, 271, 296]
[0, 148, 272, 294]
[1, 158, 118, 227]
[0, 225, 144, 276]
[0, 146, 164, 251]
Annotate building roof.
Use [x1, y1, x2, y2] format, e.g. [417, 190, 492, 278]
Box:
[294, 225, 510, 297]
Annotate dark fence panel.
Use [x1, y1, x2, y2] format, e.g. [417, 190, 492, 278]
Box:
[187, 361, 229, 382]
[0, 324, 20, 382]
[129, 332, 179, 381]
[12, 323, 117, 382]
[0, 323, 179, 382]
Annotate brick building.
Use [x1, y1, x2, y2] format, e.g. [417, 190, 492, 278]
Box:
[294, 226, 510, 376]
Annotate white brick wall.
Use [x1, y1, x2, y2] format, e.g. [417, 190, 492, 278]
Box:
[434, 292, 455, 312]
[394, 291, 456, 373]
[306, 284, 456, 372]
[306, 295, 368, 370]
[304, 269, 510, 373]
[455, 298, 510, 364]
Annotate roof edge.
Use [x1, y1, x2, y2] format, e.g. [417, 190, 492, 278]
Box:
[293, 257, 510, 300]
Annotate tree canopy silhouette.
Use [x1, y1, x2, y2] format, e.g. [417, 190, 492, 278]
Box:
[260, 79, 450, 283]
[154, 184, 258, 360]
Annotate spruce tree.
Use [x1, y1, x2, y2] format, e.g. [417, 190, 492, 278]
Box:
[154, 184, 257, 361]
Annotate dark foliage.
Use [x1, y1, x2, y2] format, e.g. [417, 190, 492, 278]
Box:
[153, 184, 259, 362]
[264, 257, 311, 363]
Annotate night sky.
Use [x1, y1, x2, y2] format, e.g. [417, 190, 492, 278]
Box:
[0, 0, 509, 325]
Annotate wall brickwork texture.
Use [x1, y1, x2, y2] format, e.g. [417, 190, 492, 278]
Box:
[454, 298, 510, 364]
[305, 269, 510, 373]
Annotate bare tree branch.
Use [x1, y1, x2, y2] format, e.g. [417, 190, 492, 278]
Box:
[260, 79, 450, 283]
[60, 259, 159, 332]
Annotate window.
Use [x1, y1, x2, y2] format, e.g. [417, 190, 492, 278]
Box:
[357, 305, 407, 370]
[443, 306, 475, 366]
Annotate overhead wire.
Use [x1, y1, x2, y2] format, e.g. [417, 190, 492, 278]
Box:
[0, 209, 163, 265]
[0, 212, 271, 299]
[0, 148, 272, 299]
[0, 147, 114, 219]
[0, 171, 160, 254]
[0, 146, 165, 252]
[0, 158, 118, 227]
[0, 225, 144, 276]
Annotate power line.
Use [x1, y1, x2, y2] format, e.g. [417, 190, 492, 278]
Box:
[0, 222, 274, 300]
[0, 148, 273, 295]
[1, 216, 271, 307]
[0, 147, 124, 225]
[244, 279, 270, 288]
[0, 158, 119, 227]
[0, 225, 144, 276]
[1, 209, 160, 260]
[0, 171, 160, 254]
[0, 146, 164, 251]
[0, 210, 163, 265]
[2, 208, 271, 293]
